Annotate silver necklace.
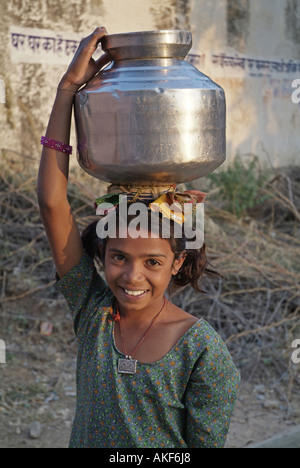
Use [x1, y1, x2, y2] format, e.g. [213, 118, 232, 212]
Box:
[116, 298, 166, 374]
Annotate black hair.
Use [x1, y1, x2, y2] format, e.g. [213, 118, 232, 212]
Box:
[81, 208, 221, 293]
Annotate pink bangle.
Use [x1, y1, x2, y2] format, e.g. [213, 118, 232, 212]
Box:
[41, 136, 73, 155]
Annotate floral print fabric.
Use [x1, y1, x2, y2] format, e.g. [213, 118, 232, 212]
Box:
[56, 252, 240, 448]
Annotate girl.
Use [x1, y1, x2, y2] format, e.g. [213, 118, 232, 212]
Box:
[37, 27, 240, 449]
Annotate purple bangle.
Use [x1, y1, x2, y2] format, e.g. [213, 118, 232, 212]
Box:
[41, 136, 73, 155]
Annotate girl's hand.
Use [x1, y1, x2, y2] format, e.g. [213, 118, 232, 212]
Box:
[59, 27, 111, 93]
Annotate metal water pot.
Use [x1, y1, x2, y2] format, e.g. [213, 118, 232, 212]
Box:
[74, 30, 226, 184]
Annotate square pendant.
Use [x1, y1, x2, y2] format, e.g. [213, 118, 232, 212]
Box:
[118, 357, 137, 374]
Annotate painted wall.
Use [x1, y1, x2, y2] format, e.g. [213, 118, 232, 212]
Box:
[0, 0, 299, 171]
[189, 0, 300, 169]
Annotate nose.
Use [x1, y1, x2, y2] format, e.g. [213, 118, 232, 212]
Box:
[122, 260, 145, 285]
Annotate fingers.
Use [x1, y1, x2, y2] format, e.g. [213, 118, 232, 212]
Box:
[91, 26, 108, 47]
[78, 26, 108, 54]
[62, 27, 109, 90]
[94, 26, 108, 35]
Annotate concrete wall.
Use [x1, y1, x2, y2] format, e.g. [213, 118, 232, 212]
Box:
[0, 0, 299, 172]
[190, 0, 300, 169]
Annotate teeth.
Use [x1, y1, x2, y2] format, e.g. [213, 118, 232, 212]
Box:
[124, 289, 146, 296]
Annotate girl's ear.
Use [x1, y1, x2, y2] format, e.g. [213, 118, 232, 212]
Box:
[172, 252, 187, 276]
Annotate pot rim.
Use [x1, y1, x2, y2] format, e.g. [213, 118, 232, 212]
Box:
[102, 30, 192, 60]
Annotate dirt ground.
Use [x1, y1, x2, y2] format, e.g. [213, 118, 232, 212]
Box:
[1, 296, 300, 449]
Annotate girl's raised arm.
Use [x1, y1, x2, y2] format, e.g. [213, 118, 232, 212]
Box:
[37, 27, 110, 279]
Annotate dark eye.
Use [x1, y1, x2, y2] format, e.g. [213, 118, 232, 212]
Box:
[113, 254, 125, 262]
[147, 259, 160, 267]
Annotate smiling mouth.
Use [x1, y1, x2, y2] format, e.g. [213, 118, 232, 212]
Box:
[120, 287, 149, 297]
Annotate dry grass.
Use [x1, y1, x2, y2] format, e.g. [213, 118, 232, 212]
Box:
[0, 149, 299, 395]
[174, 168, 300, 393]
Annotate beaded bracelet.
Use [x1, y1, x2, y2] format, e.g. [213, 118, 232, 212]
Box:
[41, 136, 73, 155]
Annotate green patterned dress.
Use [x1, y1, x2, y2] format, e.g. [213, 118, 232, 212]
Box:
[56, 252, 240, 448]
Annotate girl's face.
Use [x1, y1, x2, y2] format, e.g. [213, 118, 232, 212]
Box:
[104, 234, 185, 314]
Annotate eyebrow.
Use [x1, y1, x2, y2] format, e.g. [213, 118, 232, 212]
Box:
[108, 248, 167, 258]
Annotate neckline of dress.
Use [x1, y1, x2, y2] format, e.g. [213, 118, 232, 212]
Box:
[111, 317, 204, 366]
